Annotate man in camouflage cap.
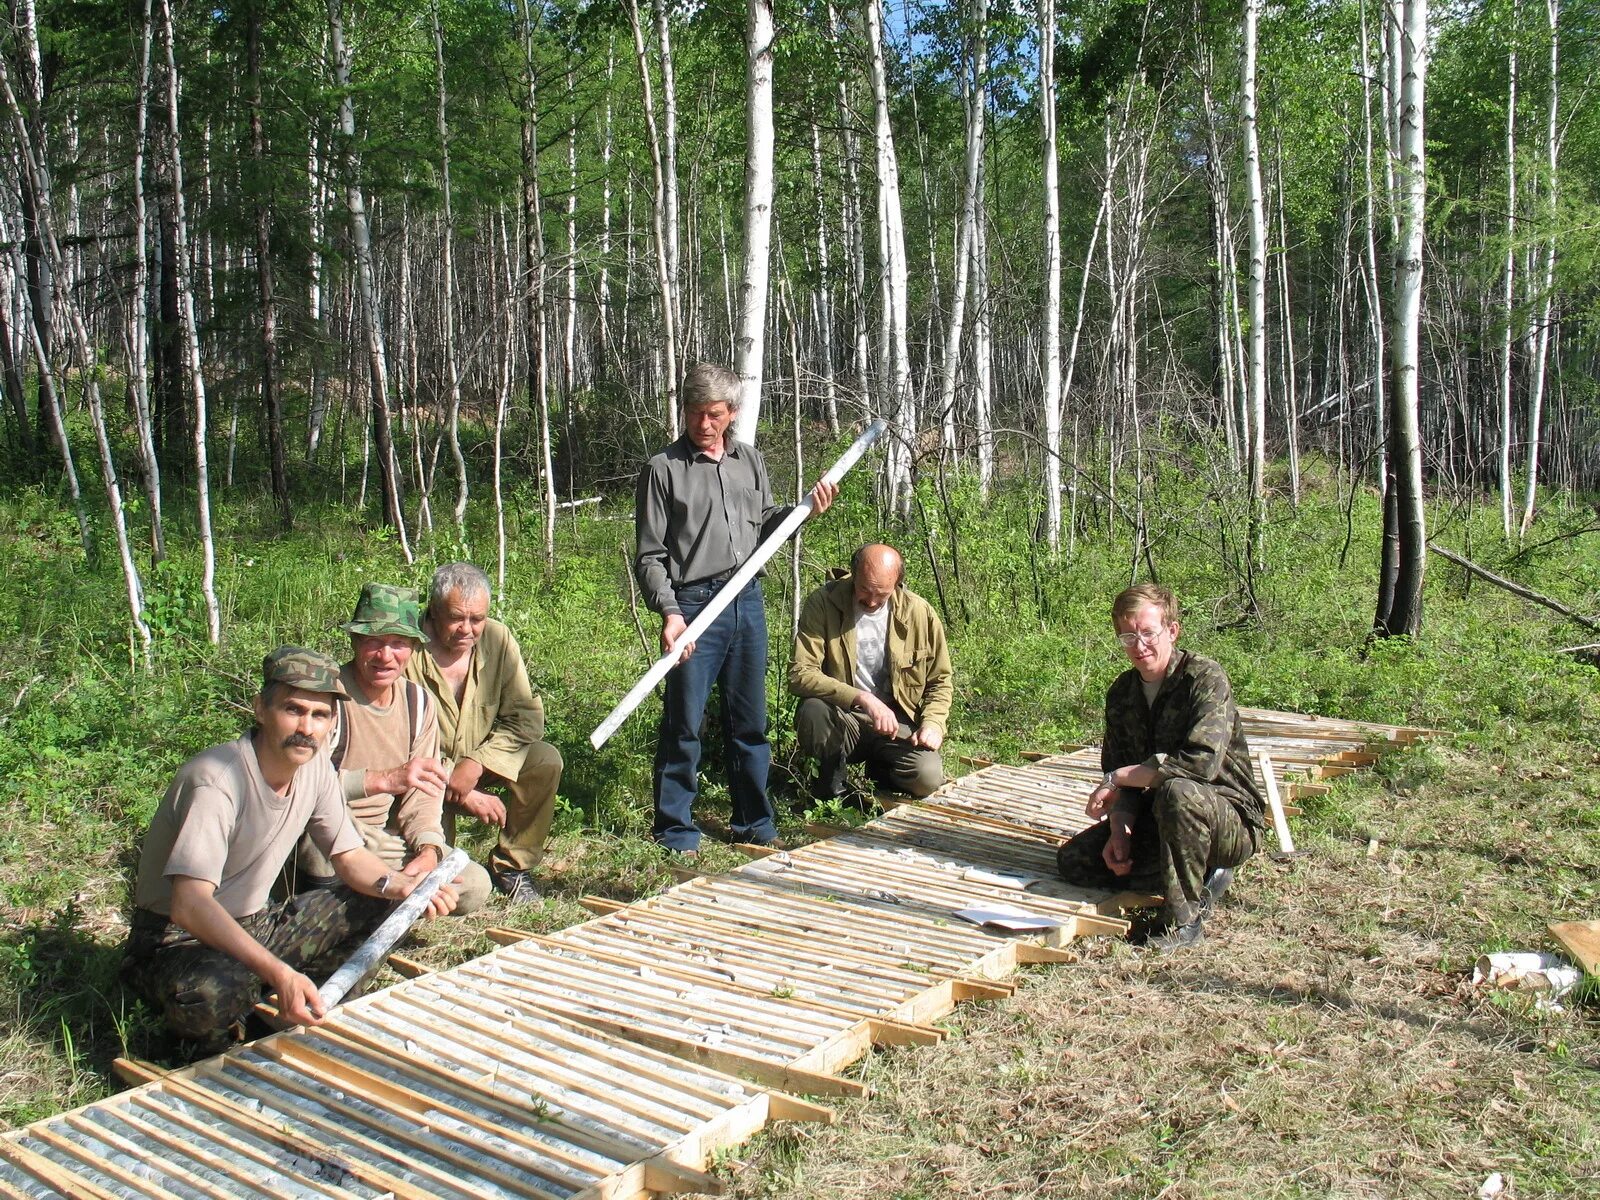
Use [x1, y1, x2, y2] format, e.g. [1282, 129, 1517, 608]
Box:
[122, 646, 460, 1056]
[1055, 584, 1265, 951]
[297, 584, 492, 912]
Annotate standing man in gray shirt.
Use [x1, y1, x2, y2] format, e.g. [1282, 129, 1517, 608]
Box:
[634, 363, 837, 855]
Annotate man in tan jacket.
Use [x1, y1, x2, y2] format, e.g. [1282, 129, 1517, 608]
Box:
[406, 562, 563, 904]
[788, 544, 953, 801]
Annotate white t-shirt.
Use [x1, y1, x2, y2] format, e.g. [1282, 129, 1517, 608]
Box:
[134, 734, 361, 918]
[853, 600, 892, 699]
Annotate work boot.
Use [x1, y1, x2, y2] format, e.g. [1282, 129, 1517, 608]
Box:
[813, 754, 848, 801]
[1148, 916, 1206, 953]
[1201, 867, 1236, 915]
[491, 868, 541, 905]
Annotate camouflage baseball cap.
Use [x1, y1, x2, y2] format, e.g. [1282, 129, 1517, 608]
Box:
[340, 582, 425, 639]
[261, 646, 351, 700]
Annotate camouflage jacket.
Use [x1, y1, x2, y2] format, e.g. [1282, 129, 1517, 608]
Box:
[1102, 649, 1266, 831]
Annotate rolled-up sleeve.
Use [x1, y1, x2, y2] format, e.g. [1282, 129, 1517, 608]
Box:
[393, 700, 446, 853]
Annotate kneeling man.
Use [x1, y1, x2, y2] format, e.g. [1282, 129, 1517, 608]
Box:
[406, 562, 564, 904]
[1056, 584, 1264, 950]
[789, 543, 952, 801]
[298, 583, 492, 912]
[122, 647, 458, 1054]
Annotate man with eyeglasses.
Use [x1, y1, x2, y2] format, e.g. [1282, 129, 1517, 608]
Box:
[1055, 583, 1265, 950]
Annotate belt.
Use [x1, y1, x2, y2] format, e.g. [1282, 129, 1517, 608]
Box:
[680, 568, 738, 590]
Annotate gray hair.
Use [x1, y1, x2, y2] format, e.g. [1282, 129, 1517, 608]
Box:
[682, 362, 742, 411]
[429, 561, 491, 610]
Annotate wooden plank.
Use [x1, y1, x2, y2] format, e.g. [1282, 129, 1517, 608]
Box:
[1258, 751, 1296, 854]
[386, 952, 430, 978]
[111, 1057, 166, 1087]
[1549, 919, 1600, 975]
[28, 1124, 192, 1200]
[158, 1069, 440, 1200]
[60, 1110, 238, 1200]
[0, 1135, 122, 1200]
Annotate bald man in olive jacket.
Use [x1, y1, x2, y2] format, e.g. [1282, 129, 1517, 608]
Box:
[788, 544, 952, 800]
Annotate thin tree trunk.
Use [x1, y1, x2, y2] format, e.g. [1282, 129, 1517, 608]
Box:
[248, 2, 290, 529]
[1518, 0, 1558, 537]
[159, 0, 221, 642]
[517, 0, 557, 567]
[1499, 0, 1519, 538]
[625, 0, 680, 434]
[1242, 0, 1268, 570]
[731, 0, 776, 443]
[810, 120, 839, 434]
[326, 0, 412, 560]
[937, 0, 987, 456]
[129, 0, 164, 559]
[652, 0, 681, 382]
[865, 0, 913, 512]
[972, 140, 993, 498]
[433, 2, 468, 532]
[1375, 0, 1428, 637]
[1039, 0, 1063, 552]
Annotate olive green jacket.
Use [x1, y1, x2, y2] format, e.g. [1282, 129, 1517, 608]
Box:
[405, 618, 546, 783]
[788, 578, 954, 733]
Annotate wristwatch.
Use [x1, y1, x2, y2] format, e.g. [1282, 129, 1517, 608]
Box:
[1102, 771, 1118, 791]
[374, 872, 393, 899]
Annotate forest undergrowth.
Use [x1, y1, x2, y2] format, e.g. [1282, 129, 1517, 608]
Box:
[0, 458, 1597, 1197]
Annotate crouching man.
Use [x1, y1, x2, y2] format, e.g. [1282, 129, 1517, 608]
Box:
[1055, 584, 1265, 951]
[122, 647, 458, 1055]
[788, 543, 952, 801]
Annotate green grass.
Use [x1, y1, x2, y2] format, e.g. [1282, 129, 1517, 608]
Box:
[1, 450, 1599, 1194]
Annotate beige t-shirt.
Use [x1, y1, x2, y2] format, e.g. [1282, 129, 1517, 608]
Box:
[134, 735, 361, 918]
[335, 665, 445, 852]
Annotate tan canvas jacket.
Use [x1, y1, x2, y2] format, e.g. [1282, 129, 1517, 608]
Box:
[405, 618, 546, 783]
[788, 577, 954, 733]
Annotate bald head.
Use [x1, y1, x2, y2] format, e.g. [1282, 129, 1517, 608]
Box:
[851, 543, 904, 612]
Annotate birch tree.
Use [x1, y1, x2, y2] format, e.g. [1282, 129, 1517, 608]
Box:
[326, 0, 412, 561]
[865, 0, 914, 511]
[731, 0, 776, 444]
[1039, 0, 1063, 552]
[1518, 0, 1559, 536]
[159, 0, 221, 642]
[1242, 0, 1268, 569]
[1374, 0, 1428, 637]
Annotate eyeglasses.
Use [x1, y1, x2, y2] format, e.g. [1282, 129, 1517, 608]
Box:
[1116, 629, 1167, 649]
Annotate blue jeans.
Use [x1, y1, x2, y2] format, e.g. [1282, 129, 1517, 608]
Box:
[652, 578, 776, 850]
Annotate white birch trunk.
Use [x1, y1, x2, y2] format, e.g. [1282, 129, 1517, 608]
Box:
[1381, 0, 1429, 634]
[972, 143, 993, 498]
[159, 0, 221, 643]
[865, 0, 913, 511]
[1518, 0, 1558, 537]
[731, 0, 776, 444]
[433, 3, 468, 532]
[129, 0, 164, 561]
[1039, 0, 1063, 552]
[810, 120, 839, 434]
[1499, 0, 1518, 539]
[1242, 0, 1268, 562]
[936, 0, 987, 456]
[653, 0, 681, 375]
[626, 0, 680, 434]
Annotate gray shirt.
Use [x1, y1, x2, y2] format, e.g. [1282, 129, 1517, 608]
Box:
[634, 436, 789, 616]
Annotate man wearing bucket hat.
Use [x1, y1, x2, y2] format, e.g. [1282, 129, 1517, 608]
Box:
[122, 646, 460, 1055]
[296, 583, 492, 912]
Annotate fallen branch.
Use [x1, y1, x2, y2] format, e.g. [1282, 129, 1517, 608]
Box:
[1428, 542, 1600, 633]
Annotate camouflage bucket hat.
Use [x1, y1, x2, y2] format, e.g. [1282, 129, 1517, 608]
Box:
[341, 583, 425, 639]
[262, 646, 351, 700]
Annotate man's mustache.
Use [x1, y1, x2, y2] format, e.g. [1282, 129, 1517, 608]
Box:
[282, 733, 318, 750]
